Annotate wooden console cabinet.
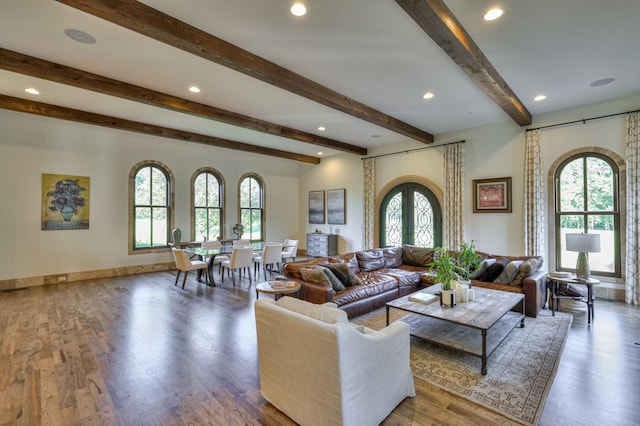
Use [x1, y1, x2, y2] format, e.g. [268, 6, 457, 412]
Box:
[306, 233, 338, 257]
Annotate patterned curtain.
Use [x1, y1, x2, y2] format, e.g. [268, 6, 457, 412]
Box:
[443, 143, 464, 249]
[626, 112, 640, 305]
[362, 158, 376, 250]
[524, 129, 544, 256]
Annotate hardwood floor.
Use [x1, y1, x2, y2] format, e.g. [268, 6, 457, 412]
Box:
[0, 271, 638, 425]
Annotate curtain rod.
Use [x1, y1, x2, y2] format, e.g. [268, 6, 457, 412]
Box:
[361, 140, 465, 160]
[525, 108, 640, 132]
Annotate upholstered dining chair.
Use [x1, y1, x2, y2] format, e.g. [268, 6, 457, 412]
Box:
[253, 243, 283, 280]
[221, 247, 254, 286]
[233, 239, 252, 247]
[171, 248, 208, 289]
[201, 240, 230, 274]
[281, 239, 298, 263]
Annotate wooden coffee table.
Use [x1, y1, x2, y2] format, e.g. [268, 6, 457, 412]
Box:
[386, 285, 525, 375]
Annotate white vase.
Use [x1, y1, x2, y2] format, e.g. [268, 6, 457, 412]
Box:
[440, 289, 456, 307]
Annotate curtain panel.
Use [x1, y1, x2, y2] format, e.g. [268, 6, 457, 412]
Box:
[362, 158, 375, 250]
[626, 112, 640, 305]
[443, 143, 465, 249]
[524, 129, 544, 257]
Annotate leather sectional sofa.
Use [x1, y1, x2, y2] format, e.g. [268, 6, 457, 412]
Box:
[282, 245, 548, 318]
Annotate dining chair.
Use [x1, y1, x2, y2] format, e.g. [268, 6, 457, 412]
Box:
[233, 239, 252, 247]
[172, 248, 208, 289]
[170, 227, 182, 248]
[221, 247, 254, 286]
[281, 239, 299, 263]
[201, 240, 230, 274]
[253, 243, 283, 280]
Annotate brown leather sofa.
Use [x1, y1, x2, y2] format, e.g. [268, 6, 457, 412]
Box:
[282, 246, 548, 319]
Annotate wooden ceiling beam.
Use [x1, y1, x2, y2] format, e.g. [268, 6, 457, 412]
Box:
[55, 0, 434, 144]
[0, 95, 320, 164]
[394, 0, 532, 126]
[0, 48, 365, 156]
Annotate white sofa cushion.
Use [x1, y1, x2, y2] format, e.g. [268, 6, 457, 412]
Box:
[277, 295, 348, 324]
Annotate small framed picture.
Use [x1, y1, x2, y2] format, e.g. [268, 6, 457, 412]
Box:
[308, 190, 325, 224]
[473, 177, 512, 213]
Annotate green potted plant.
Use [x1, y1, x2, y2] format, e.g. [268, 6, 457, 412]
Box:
[456, 240, 482, 285]
[429, 247, 460, 307]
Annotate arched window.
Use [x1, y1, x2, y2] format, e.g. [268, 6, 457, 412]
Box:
[192, 168, 224, 241]
[379, 183, 442, 248]
[555, 153, 620, 277]
[129, 161, 174, 253]
[239, 174, 264, 242]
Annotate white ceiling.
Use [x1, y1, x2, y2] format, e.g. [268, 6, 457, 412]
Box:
[1, 0, 639, 160]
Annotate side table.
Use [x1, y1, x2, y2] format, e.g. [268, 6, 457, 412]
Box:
[256, 281, 301, 300]
[548, 275, 599, 325]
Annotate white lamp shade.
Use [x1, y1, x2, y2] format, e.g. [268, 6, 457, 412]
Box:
[566, 233, 601, 253]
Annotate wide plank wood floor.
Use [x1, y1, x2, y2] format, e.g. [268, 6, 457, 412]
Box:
[0, 271, 639, 425]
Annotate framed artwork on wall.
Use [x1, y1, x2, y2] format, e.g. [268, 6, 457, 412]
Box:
[327, 188, 346, 224]
[309, 190, 325, 224]
[42, 173, 90, 230]
[473, 177, 512, 213]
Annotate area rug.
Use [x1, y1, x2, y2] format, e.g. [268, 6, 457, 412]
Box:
[352, 308, 572, 426]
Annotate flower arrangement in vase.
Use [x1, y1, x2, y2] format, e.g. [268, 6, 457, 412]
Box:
[47, 178, 86, 221]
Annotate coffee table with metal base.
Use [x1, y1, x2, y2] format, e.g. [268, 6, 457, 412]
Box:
[386, 285, 525, 375]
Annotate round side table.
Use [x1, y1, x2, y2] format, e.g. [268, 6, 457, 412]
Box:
[256, 281, 301, 300]
[547, 275, 599, 325]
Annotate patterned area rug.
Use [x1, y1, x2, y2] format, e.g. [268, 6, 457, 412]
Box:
[352, 308, 572, 426]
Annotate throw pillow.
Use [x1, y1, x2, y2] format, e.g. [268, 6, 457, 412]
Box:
[493, 260, 523, 284]
[383, 246, 403, 268]
[300, 267, 332, 289]
[356, 249, 385, 271]
[476, 259, 508, 282]
[325, 262, 363, 287]
[469, 258, 496, 279]
[325, 263, 349, 286]
[402, 245, 436, 266]
[310, 265, 345, 291]
[509, 258, 539, 286]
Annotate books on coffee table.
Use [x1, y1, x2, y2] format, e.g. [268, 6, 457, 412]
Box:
[408, 292, 439, 304]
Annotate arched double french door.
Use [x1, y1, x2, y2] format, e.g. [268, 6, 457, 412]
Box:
[379, 183, 442, 248]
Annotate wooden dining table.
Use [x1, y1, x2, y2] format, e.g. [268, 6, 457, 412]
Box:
[186, 242, 265, 286]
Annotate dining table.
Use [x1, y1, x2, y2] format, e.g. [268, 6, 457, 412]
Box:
[186, 242, 265, 286]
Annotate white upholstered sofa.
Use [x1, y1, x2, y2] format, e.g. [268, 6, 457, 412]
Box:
[254, 296, 415, 426]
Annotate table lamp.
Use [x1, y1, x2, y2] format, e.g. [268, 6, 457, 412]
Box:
[565, 233, 601, 280]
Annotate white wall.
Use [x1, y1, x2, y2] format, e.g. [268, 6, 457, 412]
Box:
[299, 93, 640, 269]
[2, 92, 639, 282]
[0, 110, 301, 281]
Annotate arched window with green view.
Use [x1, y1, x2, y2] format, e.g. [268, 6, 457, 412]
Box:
[239, 174, 264, 242]
[129, 161, 174, 253]
[192, 168, 224, 241]
[554, 153, 620, 277]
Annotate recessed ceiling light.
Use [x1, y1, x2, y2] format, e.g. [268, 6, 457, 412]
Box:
[290, 3, 307, 16]
[25, 88, 40, 95]
[483, 8, 503, 21]
[590, 77, 615, 87]
[318, 126, 326, 131]
[189, 86, 201, 93]
[64, 28, 96, 44]
[317, 151, 323, 156]
[534, 94, 547, 101]
[423, 92, 434, 100]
